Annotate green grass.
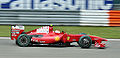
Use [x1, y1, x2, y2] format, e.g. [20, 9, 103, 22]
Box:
[0, 25, 120, 39]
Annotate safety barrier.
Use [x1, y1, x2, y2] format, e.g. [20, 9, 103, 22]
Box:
[0, 10, 120, 26]
[80, 10, 120, 26]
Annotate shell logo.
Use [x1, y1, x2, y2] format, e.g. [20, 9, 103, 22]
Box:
[55, 36, 60, 41]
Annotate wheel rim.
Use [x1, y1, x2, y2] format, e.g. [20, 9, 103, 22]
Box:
[19, 36, 28, 45]
[80, 37, 90, 47]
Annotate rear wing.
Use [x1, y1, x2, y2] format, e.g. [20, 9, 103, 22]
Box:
[11, 25, 24, 40]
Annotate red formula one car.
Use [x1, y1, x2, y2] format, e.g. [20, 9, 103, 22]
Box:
[11, 25, 108, 48]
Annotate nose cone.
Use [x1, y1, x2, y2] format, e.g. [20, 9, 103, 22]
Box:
[89, 35, 108, 41]
[97, 37, 108, 41]
[102, 38, 108, 41]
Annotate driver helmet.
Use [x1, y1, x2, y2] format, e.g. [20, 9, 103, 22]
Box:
[55, 30, 60, 33]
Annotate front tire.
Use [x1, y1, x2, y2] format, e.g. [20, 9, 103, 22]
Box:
[17, 34, 31, 47]
[80, 33, 87, 35]
[78, 36, 92, 48]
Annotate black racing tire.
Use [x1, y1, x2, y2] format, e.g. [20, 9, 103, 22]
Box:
[16, 34, 31, 47]
[16, 40, 18, 45]
[78, 36, 92, 48]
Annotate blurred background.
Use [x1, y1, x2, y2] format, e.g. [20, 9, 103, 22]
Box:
[0, 0, 120, 38]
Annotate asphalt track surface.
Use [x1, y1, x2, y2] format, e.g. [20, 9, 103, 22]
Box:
[0, 39, 120, 58]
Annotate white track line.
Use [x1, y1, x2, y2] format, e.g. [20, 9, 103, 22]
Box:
[0, 37, 10, 39]
[0, 37, 120, 41]
[107, 39, 120, 41]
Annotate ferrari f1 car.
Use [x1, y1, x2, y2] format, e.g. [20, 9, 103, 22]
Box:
[11, 25, 108, 48]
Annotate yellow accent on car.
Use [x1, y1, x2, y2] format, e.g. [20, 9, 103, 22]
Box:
[50, 24, 53, 26]
[55, 36, 60, 41]
[67, 37, 70, 40]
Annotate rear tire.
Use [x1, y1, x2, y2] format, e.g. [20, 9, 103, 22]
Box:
[17, 34, 31, 47]
[16, 40, 18, 45]
[78, 36, 92, 48]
